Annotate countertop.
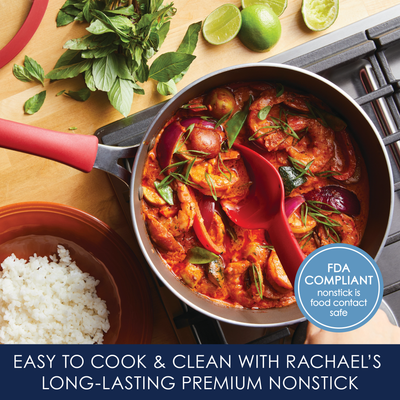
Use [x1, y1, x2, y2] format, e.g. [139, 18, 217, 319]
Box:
[0, 0, 397, 344]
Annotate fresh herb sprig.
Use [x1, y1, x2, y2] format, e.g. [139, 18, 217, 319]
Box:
[252, 264, 263, 300]
[49, 1, 201, 117]
[300, 200, 341, 242]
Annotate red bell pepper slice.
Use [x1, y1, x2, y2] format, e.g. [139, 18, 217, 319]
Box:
[188, 188, 224, 255]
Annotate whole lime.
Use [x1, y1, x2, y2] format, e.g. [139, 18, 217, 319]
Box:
[238, 4, 282, 52]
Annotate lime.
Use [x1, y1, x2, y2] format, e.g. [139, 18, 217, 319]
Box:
[241, 0, 288, 17]
[301, 0, 339, 31]
[202, 4, 242, 45]
[238, 4, 281, 52]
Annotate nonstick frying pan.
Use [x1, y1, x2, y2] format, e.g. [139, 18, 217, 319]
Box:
[0, 63, 394, 327]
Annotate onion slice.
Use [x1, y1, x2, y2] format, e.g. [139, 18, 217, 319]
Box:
[180, 117, 222, 131]
[156, 121, 185, 171]
[304, 185, 361, 216]
[199, 195, 216, 230]
[285, 195, 305, 218]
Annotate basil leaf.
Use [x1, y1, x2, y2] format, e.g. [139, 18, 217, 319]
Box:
[107, 78, 134, 117]
[54, 49, 82, 69]
[13, 64, 33, 83]
[62, 5, 81, 17]
[81, 45, 118, 59]
[105, 5, 136, 16]
[187, 247, 218, 264]
[45, 60, 92, 80]
[24, 91, 46, 115]
[158, 21, 170, 48]
[114, 54, 134, 80]
[92, 54, 118, 91]
[276, 83, 284, 97]
[157, 79, 178, 96]
[149, 52, 196, 82]
[226, 96, 253, 148]
[177, 22, 202, 55]
[60, 0, 79, 10]
[64, 87, 91, 101]
[154, 181, 174, 205]
[132, 81, 145, 95]
[56, 10, 75, 27]
[257, 105, 271, 120]
[24, 56, 45, 86]
[84, 68, 96, 91]
[86, 19, 115, 35]
[278, 166, 308, 196]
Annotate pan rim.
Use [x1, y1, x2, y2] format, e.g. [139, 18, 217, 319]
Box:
[130, 62, 394, 327]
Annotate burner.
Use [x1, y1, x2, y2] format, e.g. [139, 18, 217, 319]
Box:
[96, 5, 400, 344]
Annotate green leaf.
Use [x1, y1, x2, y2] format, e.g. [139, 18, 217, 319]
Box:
[86, 19, 114, 35]
[187, 247, 218, 264]
[64, 34, 115, 51]
[64, 87, 91, 101]
[158, 21, 170, 48]
[45, 60, 92, 80]
[56, 10, 75, 27]
[90, 10, 131, 40]
[136, 59, 149, 83]
[154, 181, 174, 205]
[114, 54, 134, 80]
[177, 22, 202, 55]
[226, 96, 253, 148]
[157, 79, 177, 96]
[81, 45, 118, 59]
[149, 52, 196, 82]
[54, 49, 82, 69]
[257, 105, 272, 120]
[84, 68, 96, 91]
[13, 64, 33, 83]
[62, 5, 81, 17]
[24, 91, 46, 115]
[60, 0, 79, 10]
[92, 53, 118, 91]
[278, 166, 308, 196]
[105, 5, 136, 16]
[107, 78, 134, 117]
[24, 56, 45, 86]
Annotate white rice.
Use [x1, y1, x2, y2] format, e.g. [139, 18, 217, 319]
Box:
[0, 245, 110, 344]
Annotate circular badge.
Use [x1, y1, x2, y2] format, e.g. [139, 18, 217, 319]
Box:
[294, 243, 383, 332]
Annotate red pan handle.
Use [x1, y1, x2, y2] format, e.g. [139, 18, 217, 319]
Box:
[0, 118, 98, 172]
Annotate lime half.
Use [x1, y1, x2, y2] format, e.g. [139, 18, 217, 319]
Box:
[241, 0, 288, 17]
[202, 4, 242, 45]
[301, 0, 339, 31]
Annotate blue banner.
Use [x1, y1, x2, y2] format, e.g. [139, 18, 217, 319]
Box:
[1, 344, 398, 399]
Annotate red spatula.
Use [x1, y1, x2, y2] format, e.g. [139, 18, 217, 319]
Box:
[222, 143, 305, 285]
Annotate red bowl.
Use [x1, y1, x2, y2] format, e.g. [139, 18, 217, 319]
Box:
[0, 202, 153, 344]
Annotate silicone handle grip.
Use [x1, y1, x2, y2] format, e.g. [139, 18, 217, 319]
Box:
[269, 208, 306, 286]
[0, 118, 98, 173]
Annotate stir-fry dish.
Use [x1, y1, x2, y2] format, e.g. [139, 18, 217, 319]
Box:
[141, 81, 369, 309]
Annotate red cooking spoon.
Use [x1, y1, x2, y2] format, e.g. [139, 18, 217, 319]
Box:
[222, 143, 305, 285]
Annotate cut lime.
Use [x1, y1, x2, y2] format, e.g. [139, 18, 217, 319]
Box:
[241, 0, 288, 17]
[301, 0, 339, 31]
[202, 4, 242, 45]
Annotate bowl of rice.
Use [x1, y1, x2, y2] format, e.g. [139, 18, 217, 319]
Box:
[0, 202, 153, 344]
